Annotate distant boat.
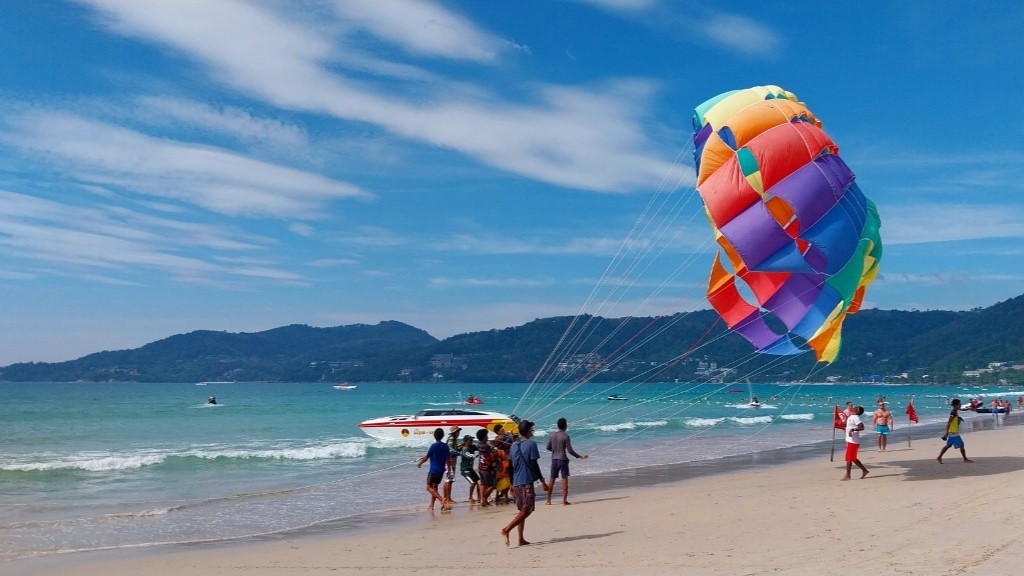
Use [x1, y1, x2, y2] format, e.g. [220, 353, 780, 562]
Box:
[197, 381, 235, 385]
[607, 394, 628, 401]
[333, 384, 357, 390]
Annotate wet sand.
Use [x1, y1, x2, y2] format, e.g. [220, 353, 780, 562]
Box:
[13, 413, 1024, 576]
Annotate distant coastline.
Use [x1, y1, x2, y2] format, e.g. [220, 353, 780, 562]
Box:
[1, 295, 1022, 385]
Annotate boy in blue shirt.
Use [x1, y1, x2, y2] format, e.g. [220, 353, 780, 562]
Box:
[416, 428, 451, 511]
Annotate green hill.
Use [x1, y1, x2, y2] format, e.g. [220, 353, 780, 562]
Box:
[1, 297, 1022, 384]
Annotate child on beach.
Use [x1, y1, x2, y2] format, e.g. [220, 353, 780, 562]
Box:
[416, 428, 451, 511]
[938, 399, 973, 464]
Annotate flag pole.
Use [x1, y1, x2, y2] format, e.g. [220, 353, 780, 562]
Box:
[829, 401, 840, 462]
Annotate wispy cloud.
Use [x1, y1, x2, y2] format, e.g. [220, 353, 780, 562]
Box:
[880, 203, 1024, 245]
[0, 191, 302, 285]
[427, 277, 551, 289]
[79, 0, 678, 193]
[333, 1, 506, 63]
[307, 258, 359, 268]
[136, 96, 308, 149]
[1, 109, 367, 218]
[574, 1, 780, 57]
[700, 11, 780, 56]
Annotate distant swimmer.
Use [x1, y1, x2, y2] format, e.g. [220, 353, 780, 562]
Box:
[207, 396, 217, 405]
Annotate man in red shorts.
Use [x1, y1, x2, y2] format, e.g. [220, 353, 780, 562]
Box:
[841, 406, 869, 481]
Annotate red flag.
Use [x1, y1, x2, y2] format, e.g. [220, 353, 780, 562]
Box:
[906, 402, 919, 423]
[833, 405, 848, 430]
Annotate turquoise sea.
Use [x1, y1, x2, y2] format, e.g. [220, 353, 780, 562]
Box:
[2, 380, 1022, 561]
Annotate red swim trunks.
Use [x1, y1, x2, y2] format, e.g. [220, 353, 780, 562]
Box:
[844, 442, 860, 462]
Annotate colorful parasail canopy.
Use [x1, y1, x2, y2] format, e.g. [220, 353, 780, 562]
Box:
[692, 85, 882, 363]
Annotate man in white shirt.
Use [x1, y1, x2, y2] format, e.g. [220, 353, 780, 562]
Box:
[842, 406, 869, 481]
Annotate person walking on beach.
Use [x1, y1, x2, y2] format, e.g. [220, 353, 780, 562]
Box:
[501, 420, 549, 547]
[545, 417, 588, 505]
[872, 402, 894, 452]
[842, 406, 869, 481]
[938, 399, 973, 464]
[416, 428, 451, 511]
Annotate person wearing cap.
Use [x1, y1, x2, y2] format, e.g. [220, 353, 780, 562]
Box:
[459, 434, 480, 504]
[545, 417, 588, 505]
[416, 427, 451, 511]
[500, 420, 549, 547]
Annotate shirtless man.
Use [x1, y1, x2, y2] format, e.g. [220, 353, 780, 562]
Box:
[872, 403, 894, 452]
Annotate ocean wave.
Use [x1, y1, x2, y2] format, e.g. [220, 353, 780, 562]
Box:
[103, 505, 183, 520]
[595, 422, 636, 432]
[0, 440, 373, 472]
[729, 416, 774, 425]
[1, 453, 168, 472]
[635, 420, 668, 427]
[779, 413, 814, 421]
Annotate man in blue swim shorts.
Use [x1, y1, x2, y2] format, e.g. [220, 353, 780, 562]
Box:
[871, 402, 894, 452]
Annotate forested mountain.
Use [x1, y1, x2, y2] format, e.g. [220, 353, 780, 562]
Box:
[2, 295, 1022, 384]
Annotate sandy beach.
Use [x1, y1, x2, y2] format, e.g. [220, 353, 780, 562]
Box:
[15, 418, 1024, 576]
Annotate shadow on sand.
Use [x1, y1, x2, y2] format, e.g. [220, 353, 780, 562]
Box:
[533, 531, 624, 546]
[878, 456, 1024, 481]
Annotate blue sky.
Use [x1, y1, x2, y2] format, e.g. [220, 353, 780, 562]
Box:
[1, 1, 1022, 365]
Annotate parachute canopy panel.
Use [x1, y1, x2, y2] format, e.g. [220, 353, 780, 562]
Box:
[693, 86, 882, 364]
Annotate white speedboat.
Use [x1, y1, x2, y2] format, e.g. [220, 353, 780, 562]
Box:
[357, 408, 518, 441]
[333, 384, 357, 390]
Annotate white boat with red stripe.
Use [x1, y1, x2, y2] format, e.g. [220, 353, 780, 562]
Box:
[357, 408, 518, 441]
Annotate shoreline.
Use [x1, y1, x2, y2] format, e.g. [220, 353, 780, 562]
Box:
[12, 410, 1024, 575]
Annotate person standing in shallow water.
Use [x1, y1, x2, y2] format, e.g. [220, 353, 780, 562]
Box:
[938, 398, 973, 464]
[545, 417, 588, 505]
[501, 420, 549, 547]
[416, 428, 450, 511]
[841, 406, 869, 481]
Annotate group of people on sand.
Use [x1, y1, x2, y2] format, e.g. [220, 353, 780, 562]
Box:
[416, 417, 588, 546]
[841, 396, 974, 481]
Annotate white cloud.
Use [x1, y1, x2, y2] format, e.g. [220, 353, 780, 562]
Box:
[2, 110, 367, 218]
[333, 0, 505, 63]
[427, 277, 551, 289]
[136, 96, 308, 148]
[0, 191, 302, 284]
[701, 12, 780, 56]
[880, 203, 1024, 245]
[78, 0, 679, 194]
[573, 1, 780, 58]
[573, 0, 659, 12]
[307, 258, 358, 268]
